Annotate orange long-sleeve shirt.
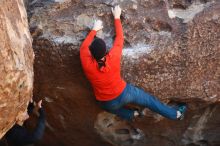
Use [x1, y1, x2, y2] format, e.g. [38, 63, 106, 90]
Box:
[80, 19, 126, 101]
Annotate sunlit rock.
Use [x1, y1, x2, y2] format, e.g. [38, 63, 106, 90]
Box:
[0, 0, 34, 138]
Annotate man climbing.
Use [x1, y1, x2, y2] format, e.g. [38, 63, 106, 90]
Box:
[5, 99, 46, 146]
[80, 5, 186, 121]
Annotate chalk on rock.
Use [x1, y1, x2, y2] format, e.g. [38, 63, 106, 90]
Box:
[168, 10, 176, 19]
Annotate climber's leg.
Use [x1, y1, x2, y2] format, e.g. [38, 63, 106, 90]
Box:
[124, 84, 178, 120]
[99, 96, 136, 120]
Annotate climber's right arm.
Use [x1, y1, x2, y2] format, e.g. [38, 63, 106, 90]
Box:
[23, 100, 46, 144]
[109, 5, 124, 58]
[23, 108, 46, 144]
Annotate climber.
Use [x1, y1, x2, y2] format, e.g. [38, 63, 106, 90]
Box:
[5, 99, 46, 146]
[80, 5, 186, 121]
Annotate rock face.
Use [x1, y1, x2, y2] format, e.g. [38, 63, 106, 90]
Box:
[28, 0, 219, 146]
[94, 112, 146, 146]
[0, 0, 34, 139]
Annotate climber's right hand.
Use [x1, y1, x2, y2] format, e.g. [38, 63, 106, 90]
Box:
[111, 5, 122, 19]
[92, 20, 103, 31]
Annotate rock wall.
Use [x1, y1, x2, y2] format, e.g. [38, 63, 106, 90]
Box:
[0, 0, 34, 139]
[28, 0, 219, 146]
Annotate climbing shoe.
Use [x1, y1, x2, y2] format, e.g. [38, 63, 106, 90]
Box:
[177, 103, 187, 120]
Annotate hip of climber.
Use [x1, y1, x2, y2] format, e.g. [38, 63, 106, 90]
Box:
[5, 99, 46, 146]
[80, 5, 187, 121]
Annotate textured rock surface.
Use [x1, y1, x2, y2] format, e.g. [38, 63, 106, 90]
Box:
[94, 112, 146, 146]
[0, 0, 34, 139]
[28, 0, 219, 146]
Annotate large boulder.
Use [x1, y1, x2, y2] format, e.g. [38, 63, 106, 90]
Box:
[28, 0, 219, 145]
[0, 0, 34, 138]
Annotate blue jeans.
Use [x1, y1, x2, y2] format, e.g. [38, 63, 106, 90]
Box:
[99, 84, 177, 120]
